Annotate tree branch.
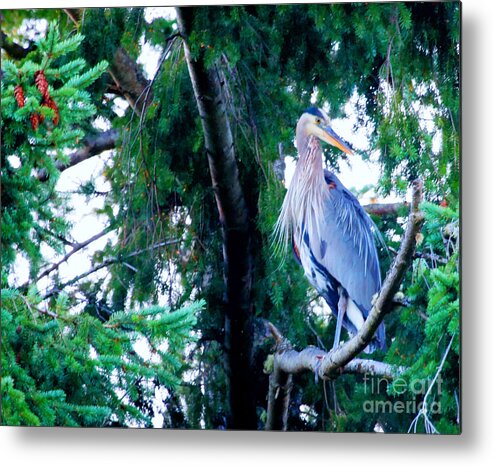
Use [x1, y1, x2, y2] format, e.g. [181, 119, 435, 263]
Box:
[59, 8, 151, 116]
[110, 47, 152, 116]
[0, 30, 36, 59]
[63, 8, 81, 26]
[41, 238, 182, 300]
[363, 202, 408, 216]
[34, 226, 114, 284]
[265, 361, 293, 431]
[37, 129, 119, 181]
[267, 322, 403, 378]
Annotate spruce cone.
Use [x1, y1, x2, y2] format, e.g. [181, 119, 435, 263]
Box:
[34, 70, 50, 100]
[14, 85, 26, 108]
[30, 113, 40, 131]
[42, 97, 60, 126]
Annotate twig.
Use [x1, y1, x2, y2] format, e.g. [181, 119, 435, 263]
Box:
[41, 238, 182, 300]
[408, 333, 455, 434]
[414, 250, 448, 265]
[33, 226, 114, 284]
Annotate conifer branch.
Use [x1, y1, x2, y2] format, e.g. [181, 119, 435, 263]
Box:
[37, 129, 119, 181]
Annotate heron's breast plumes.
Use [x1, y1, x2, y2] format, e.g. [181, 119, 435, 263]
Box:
[273, 136, 328, 257]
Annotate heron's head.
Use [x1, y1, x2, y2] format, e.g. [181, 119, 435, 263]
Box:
[296, 107, 353, 155]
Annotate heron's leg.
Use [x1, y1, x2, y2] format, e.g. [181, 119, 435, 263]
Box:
[332, 288, 348, 350]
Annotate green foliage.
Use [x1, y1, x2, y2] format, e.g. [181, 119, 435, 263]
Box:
[2, 3, 460, 432]
[1, 21, 107, 276]
[1, 287, 203, 426]
[384, 201, 460, 433]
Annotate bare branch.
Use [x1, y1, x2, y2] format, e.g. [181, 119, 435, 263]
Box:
[110, 47, 152, 116]
[40, 238, 182, 300]
[264, 322, 403, 430]
[34, 226, 114, 284]
[414, 250, 448, 264]
[0, 30, 36, 59]
[37, 129, 119, 181]
[63, 8, 81, 26]
[265, 363, 293, 431]
[266, 323, 403, 378]
[267, 321, 284, 345]
[363, 202, 408, 216]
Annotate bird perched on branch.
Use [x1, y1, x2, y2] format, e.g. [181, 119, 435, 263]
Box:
[274, 107, 386, 352]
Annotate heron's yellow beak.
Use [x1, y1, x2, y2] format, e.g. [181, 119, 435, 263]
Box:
[318, 125, 353, 155]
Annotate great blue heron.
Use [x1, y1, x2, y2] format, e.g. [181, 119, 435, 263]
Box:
[275, 106, 386, 352]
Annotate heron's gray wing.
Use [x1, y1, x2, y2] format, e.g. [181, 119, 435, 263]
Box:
[309, 171, 381, 314]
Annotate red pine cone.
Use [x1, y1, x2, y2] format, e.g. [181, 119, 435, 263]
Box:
[42, 97, 60, 126]
[30, 113, 40, 131]
[14, 85, 26, 108]
[34, 70, 50, 100]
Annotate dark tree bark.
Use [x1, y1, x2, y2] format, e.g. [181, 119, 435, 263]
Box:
[176, 7, 256, 430]
[37, 129, 119, 181]
[0, 29, 35, 59]
[62, 8, 152, 116]
[110, 47, 152, 116]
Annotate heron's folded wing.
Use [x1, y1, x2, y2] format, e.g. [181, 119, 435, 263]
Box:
[307, 171, 381, 314]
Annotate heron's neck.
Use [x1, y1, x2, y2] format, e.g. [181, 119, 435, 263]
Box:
[295, 134, 324, 182]
[292, 135, 326, 221]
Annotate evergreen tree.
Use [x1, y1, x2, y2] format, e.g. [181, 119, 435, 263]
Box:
[1, 18, 203, 428]
[1, 3, 460, 432]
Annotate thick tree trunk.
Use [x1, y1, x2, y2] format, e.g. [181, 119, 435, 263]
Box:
[176, 7, 256, 430]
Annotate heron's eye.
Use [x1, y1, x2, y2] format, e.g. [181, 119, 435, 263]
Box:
[315, 118, 321, 125]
